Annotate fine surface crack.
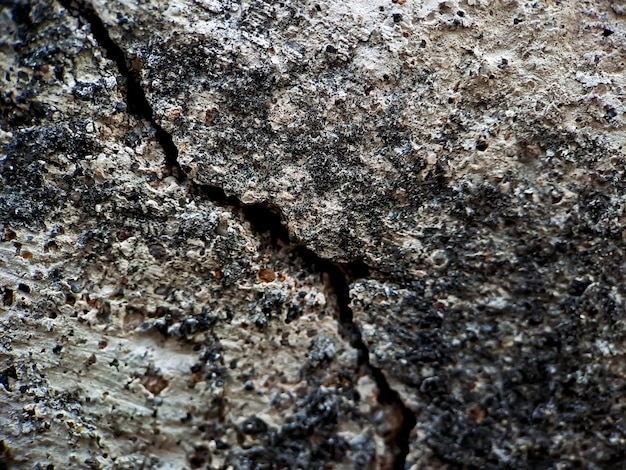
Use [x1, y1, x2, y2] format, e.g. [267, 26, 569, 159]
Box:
[58, 1, 417, 467]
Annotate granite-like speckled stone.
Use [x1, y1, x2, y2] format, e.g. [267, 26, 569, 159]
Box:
[3, 0, 626, 468]
[93, 0, 626, 268]
[0, 2, 385, 468]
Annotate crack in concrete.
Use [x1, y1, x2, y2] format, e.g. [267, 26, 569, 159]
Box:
[57, 1, 417, 467]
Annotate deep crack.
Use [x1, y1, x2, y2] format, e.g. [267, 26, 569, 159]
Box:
[58, 1, 417, 467]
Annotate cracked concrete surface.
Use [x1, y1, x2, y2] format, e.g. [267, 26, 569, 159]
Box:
[1, 1, 407, 468]
[2, 0, 626, 469]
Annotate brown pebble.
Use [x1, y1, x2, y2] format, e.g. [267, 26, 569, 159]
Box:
[258, 268, 276, 282]
[469, 405, 488, 424]
[141, 373, 169, 395]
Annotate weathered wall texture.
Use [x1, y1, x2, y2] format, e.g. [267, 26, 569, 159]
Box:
[2, 0, 626, 468]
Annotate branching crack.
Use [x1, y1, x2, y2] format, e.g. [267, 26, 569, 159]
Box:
[58, 1, 416, 467]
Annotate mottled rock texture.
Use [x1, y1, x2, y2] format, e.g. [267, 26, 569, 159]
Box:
[2, 0, 626, 469]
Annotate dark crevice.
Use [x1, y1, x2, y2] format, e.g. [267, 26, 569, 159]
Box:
[314, 256, 416, 469]
[58, 1, 416, 467]
[58, 0, 181, 179]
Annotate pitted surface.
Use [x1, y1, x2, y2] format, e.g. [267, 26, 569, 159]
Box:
[2, 0, 626, 468]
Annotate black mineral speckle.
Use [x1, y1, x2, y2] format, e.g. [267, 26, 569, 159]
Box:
[242, 416, 268, 435]
[17, 283, 30, 293]
[148, 243, 166, 259]
[225, 388, 359, 468]
[285, 304, 303, 323]
[605, 107, 618, 121]
[567, 277, 591, 296]
[0, 366, 17, 391]
[215, 439, 229, 450]
[2, 287, 14, 306]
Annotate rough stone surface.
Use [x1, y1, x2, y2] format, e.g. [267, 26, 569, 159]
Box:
[0, 3, 383, 468]
[2, 0, 626, 469]
[96, 0, 626, 268]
